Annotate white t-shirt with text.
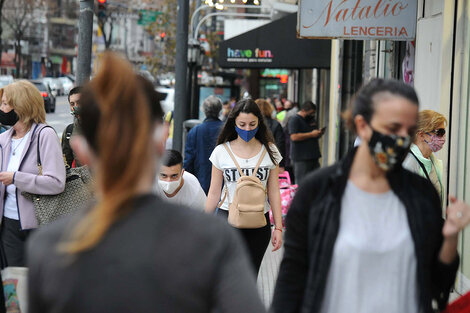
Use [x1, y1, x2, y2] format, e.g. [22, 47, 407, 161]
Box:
[155, 171, 206, 211]
[209, 142, 282, 213]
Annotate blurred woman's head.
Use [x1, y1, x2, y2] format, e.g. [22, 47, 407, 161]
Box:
[415, 110, 447, 153]
[0, 80, 46, 127]
[64, 52, 164, 254]
[346, 79, 420, 171]
[255, 98, 274, 118]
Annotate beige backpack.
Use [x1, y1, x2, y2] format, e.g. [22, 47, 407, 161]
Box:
[219, 143, 268, 229]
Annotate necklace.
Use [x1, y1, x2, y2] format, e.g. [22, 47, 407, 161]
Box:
[12, 135, 27, 156]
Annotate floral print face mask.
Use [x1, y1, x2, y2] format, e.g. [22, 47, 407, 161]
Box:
[368, 128, 411, 171]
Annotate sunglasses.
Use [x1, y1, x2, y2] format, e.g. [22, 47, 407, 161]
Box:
[429, 128, 446, 137]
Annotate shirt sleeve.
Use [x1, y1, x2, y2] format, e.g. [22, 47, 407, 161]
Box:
[209, 145, 223, 170]
[288, 116, 300, 135]
[268, 143, 282, 169]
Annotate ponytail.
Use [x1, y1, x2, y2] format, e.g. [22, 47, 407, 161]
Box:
[61, 53, 152, 254]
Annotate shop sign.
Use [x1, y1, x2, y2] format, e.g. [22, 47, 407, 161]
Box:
[298, 0, 417, 40]
[226, 47, 274, 64]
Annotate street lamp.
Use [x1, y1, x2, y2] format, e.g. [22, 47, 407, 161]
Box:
[187, 41, 205, 119]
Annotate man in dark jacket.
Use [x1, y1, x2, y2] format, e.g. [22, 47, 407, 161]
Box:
[62, 86, 82, 168]
[184, 95, 223, 194]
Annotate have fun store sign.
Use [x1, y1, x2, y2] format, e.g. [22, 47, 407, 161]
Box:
[298, 0, 417, 40]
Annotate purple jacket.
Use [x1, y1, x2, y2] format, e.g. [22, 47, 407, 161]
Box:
[0, 123, 66, 229]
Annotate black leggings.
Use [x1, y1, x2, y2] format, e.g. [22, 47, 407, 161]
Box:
[0, 217, 32, 267]
[217, 209, 271, 274]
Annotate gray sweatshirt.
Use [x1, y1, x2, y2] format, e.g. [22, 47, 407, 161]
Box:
[27, 194, 266, 313]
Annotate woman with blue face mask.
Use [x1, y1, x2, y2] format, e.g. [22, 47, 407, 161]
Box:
[205, 98, 283, 274]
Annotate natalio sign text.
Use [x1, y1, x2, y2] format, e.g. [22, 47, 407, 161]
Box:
[226, 48, 274, 63]
[298, 0, 417, 40]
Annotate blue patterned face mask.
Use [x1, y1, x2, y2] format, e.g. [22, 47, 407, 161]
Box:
[236, 126, 258, 142]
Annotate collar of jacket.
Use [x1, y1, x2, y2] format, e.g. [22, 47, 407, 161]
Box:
[204, 117, 221, 122]
[329, 146, 407, 198]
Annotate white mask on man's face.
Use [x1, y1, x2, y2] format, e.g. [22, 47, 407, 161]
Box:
[158, 174, 182, 195]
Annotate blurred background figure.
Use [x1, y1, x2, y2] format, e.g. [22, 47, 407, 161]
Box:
[0, 80, 65, 267]
[184, 95, 223, 194]
[403, 110, 447, 202]
[27, 53, 266, 313]
[62, 86, 82, 168]
[157, 150, 206, 210]
[256, 98, 285, 170]
[288, 101, 324, 184]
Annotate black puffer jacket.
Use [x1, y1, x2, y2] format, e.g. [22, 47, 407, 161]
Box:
[272, 148, 459, 313]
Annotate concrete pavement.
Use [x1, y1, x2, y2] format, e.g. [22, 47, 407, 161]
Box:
[257, 235, 284, 308]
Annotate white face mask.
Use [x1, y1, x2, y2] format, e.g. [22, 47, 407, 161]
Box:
[158, 175, 182, 195]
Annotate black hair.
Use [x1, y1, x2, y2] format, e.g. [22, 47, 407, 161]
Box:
[68, 86, 82, 103]
[301, 101, 317, 112]
[348, 78, 419, 131]
[79, 75, 164, 153]
[136, 75, 164, 122]
[217, 98, 278, 165]
[163, 149, 183, 167]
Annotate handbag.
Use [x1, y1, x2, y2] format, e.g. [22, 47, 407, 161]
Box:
[442, 291, 470, 313]
[21, 126, 93, 226]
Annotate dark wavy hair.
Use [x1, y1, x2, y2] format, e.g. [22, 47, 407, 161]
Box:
[217, 98, 277, 165]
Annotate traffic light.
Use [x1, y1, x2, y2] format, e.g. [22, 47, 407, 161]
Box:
[97, 0, 107, 19]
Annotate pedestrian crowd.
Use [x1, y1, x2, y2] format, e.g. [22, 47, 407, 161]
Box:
[0, 52, 466, 312]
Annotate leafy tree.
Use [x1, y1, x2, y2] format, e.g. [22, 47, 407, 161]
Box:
[145, 0, 177, 75]
[2, 0, 45, 77]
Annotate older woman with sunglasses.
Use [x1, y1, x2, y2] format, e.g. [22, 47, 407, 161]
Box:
[403, 110, 447, 201]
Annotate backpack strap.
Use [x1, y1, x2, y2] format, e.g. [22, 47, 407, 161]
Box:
[252, 146, 267, 177]
[223, 143, 245, 177]
[410, 150, 431, 182]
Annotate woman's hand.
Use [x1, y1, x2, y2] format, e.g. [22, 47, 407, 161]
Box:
[272, 228, 283, 251]
[0, 172, 14, 186]
[443, 196, 470, 238]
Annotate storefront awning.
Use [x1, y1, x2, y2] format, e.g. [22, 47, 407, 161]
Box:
[218, 13, 331, 69]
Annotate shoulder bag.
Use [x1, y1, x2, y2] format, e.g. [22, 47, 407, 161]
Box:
[21, 126, 94, 226]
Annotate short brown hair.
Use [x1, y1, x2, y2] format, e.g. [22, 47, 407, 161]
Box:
[0, 80, 46, 126]
[416, 110, 447, 134]
[255, 98, 273, 118]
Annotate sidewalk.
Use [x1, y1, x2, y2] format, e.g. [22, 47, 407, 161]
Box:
[257, 244, 284, 308]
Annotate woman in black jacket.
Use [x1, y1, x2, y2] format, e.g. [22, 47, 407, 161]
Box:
[272, 79, 469, 313]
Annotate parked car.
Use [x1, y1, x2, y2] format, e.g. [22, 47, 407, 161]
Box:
[58, 76, 74, 95]
[155, 86, 175, 114]
[30, 80, 56, 113]
[42, 77, 64, 96]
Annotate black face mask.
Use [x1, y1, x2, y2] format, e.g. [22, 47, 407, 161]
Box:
[305, 114, 315, 123]
[368, 128, 411, 171]
[0, 109, 19, 126]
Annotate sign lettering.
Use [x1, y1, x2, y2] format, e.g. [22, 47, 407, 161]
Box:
[298, 0, 417, 40]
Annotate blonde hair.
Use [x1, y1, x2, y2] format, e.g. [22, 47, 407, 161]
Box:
[416, 110, 447, 134]
[0, 80, 46, 126]
[255, 98, 274, 118]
